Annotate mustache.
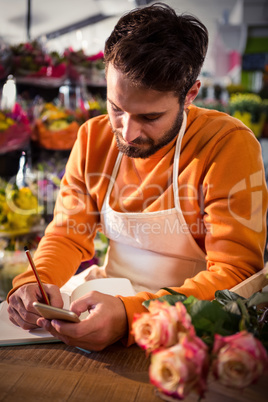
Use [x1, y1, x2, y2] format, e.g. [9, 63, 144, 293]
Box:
[111, 127, 153, 146]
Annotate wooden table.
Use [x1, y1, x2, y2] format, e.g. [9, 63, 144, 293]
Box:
[0, 342, 267, 402]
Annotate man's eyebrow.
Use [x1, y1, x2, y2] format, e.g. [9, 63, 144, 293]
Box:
[107, 98, 166, 116]
[107, 98, 120, 108]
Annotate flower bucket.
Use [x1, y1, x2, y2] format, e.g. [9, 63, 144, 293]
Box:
[32, 119, 80, 150]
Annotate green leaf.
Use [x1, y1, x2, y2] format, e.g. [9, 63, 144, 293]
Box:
[98, 232, 109, 244]
[142, 294, 186, 309]
[142, 299, 151, 309]
[215, 289, 246, 305]
[183, 295, 199, 307]
[188, 299, 240, 338]
[237, 298, 251, 330]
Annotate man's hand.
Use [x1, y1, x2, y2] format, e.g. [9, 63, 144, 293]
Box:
[37, 291, 128, 351]
[8, 283, 63, 330]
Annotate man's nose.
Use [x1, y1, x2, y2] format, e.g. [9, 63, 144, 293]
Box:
[122, 114, 141, 143]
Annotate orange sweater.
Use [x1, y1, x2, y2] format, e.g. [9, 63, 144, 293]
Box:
[10, 105, 268, 345]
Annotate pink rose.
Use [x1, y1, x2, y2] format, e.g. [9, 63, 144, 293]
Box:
[212, 331, 268, 389]
[132, 300, 194, 353]
[149, 334, 209, 399]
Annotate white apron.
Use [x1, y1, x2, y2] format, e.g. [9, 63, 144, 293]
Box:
[92, 112, 206, 293]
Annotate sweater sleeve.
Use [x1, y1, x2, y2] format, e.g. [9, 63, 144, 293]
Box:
[120, 126, 268, 346]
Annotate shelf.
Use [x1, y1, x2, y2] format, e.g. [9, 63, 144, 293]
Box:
[15, 76, 67, 88]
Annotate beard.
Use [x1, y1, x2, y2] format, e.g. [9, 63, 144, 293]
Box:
[110, 109, 184, 159]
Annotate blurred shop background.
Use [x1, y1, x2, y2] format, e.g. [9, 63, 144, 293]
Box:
[0, 0, 267, 299]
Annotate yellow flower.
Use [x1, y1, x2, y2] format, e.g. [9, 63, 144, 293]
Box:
[44, 102, 58, 110]
[14, 187, 38, 211]
[42, 110, 68, 121]
[6, 211, 29, 229]
[6, 117, 16, 126]
[88, 100, 101, 110]
[0, 186, 42, 231]
[0, 116, 16, 131]
[0, 122, 8, 131]
[48, 120, 70, 131]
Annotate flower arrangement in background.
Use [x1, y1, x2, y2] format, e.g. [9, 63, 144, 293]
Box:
[2, 41, 106, 85]
[38, 101, 87, 129]
[0, 248, 32, 300]
[0, 237, 41, 301]
[226, 83, 246, 96]
[0, 182, 43, 233]
[87, 95, 107, 117]
[0, 179, 43, 298]
[30, 154, 68, 223]
[63, 48, 105, 84]
[0, 103, 31, 153]
[132, 289, 268, 401]
[31, 98, 106, 150]
[10, 41, 66, 82]
[0, 110, 16, 131]
[229, 93, 267, 138]
[0, 103, 29, 128]
[31, 101, 88, 150]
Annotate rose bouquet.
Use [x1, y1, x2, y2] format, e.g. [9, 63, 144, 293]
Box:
[132, 289, 268, 401]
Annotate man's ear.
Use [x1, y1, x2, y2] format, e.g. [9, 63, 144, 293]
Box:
[184, 80, 201, 110]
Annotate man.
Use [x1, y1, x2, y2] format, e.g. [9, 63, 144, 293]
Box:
[8, 3, 267, 351]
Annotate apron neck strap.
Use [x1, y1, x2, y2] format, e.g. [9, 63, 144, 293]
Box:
[173, 110, 187, 211]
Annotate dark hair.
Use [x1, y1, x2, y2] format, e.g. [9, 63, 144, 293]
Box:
[104, 2, 208, 102]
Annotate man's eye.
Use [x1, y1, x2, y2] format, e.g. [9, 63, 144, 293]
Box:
[143, 115, 161, 121]
[111, 104, 121, 113]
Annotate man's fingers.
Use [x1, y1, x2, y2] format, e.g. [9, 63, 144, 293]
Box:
[37, 318, 80, 346]
[8, 283, 63, 330]
[70, 291, 102, 315]
[45, 284, 64, 308]
[7, 304, 39, 330]
[33, 291, 127, 352]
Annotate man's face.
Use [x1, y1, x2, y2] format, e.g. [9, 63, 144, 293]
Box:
[106, 64, 184, 158]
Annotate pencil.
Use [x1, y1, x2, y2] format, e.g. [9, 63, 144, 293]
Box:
[24, 246, 50, 305]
